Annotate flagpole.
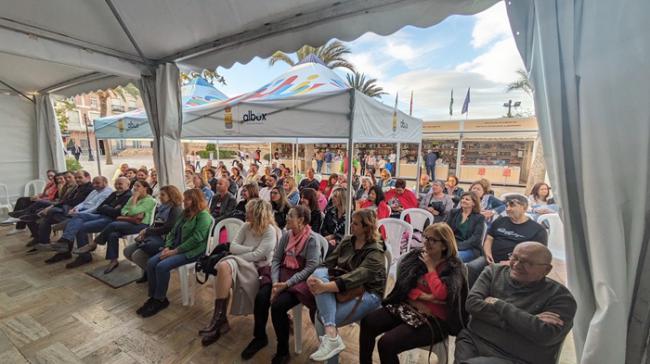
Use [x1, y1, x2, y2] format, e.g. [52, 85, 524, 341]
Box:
[456, 88, 470, 179]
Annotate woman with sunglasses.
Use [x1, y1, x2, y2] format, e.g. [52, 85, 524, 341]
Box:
[359, 223, 468, 364]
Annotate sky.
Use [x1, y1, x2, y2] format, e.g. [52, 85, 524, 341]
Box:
[215, 2, 533, 121]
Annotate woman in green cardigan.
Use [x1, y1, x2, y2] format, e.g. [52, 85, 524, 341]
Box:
[137, 188, 212, 317]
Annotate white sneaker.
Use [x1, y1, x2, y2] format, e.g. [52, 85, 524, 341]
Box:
[309, 334, 345, 361]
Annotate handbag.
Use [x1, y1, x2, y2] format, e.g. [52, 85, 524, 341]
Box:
[195, 243, 230, 284]
[328, 267, 365, 303]
[279, 257, 316, 310]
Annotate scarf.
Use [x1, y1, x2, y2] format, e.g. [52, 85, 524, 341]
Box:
[480, 194, 491, 210]
[283, 225, 312, 269]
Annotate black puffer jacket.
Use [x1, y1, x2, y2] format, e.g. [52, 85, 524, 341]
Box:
[383, 248, 469, 335]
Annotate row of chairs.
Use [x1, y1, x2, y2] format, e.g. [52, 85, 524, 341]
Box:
[0, 180, 47, 216]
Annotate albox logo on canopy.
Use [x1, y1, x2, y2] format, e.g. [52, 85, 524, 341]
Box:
[242, 110, 268, 124]
[400, 120, 409, 129]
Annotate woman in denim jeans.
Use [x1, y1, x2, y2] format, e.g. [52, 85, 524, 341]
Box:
[306, 208, 387, 361]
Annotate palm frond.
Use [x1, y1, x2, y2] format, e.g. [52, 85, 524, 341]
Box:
[346, 71, 387, 98]
[268, 51, 296, 67]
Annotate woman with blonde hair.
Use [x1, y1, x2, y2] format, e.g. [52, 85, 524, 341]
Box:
[200, 199, 278, 346]
[283, 176, 300, 206]
[359, 223, 468, 363]
[136, 188, 212, 317]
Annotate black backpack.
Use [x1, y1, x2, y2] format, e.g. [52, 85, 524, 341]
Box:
[195, 243, 230, 284]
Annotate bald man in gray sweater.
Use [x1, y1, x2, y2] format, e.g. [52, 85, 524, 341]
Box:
[454, 242, 577, 364]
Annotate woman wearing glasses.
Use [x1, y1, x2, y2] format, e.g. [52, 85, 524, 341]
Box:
[359, 223, 468, 364]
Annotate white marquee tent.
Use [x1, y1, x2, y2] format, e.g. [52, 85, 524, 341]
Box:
[0, 1, 648, 363]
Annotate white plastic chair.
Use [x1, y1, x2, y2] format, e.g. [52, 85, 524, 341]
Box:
[176, 215, 217, 306]
[24, 180, 46, 197]
[314, 174, 323, 182]
[293, 233, 329, 354]
[378, 218, 413, 277]
[0, 183, 12, 214]
[399, 208, 434, 250]
[537, 213, 565, 260]
[207, 217, 244, 254]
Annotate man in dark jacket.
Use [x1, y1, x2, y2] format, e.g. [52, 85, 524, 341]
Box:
[454, 242, 576, 364]
[210, 177, 237, 224]
[49, 177, 133, 268]
[425, 149, 438, 181]
[23, 170, 94, 246]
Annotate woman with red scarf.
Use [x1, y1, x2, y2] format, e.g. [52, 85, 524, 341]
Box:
[240, 205, 322, 363]
[383, 179, 418, 218]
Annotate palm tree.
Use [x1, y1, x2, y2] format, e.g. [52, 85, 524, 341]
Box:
[268, 40, 355, 71]
[346, 71, 387, 98]
[180, 69, 226, 86]
[97, 83, 141, 165]
[507, 68, 533, 95]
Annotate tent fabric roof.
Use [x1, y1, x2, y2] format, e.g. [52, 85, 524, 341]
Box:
[0, 0, 498, 97]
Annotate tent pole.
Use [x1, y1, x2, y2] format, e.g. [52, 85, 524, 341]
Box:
[456, 120, 464, 178]
[216, 139, 220, 164]
[415, 141, 422, 194]
[292, 143, 296, 177]
[345, 89, 355, 236]
[395, 142, 401, 178]
[95, 138, 102, 176]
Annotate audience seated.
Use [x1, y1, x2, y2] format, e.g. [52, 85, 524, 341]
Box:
[48, 177, 131, 268]
[209, 177, 237, 223]
[283, 176, 300, 206]
[231, 183, 259, 221]
[244, 164, 261, 185]
[125, 168, 138, 188]
[259, 174, 277, 202]
[260, 166, 274, 188]
[241, 205, 321, 363]
[76, 181, 156, 274]
[469, 179, 505, 223]
[200, 160, 215, 182]
[528, 182, 559, 220]
[356, 185, 391, 220]
[364, 166, 377, 186]
[467, 195, 548, 287]
[200, 199, 278, 346]
[445, 192, 486, 263]
[124, 185, 183, 282]
[418, 174, 432, 201]
[271, 162, 282, 177]
[192, 173, 214, 202]
[149, 168, 160, 198]
[444, 175, 464, 206]
[306, 209, 387, 361]
[299, 188, 322, 234]
[419, 180, 454, 222]
[355, 176, 373, 201]
[360, 223, 468, 364]
[230, 166, 244, 189]
[111, 163, 129, 183]
[377, 169, 395, 192]
[9, 170, 63, 234]
[299, 168, 320, 191]
[205, 168, 217, 193]
[137, 188, 212, 317]
[321, 187, 348, 248]
[384, 179, 418, 218]
[270, 187, 291, 229]
[320, 173, 339, 200]
[455, 242, 576, 364]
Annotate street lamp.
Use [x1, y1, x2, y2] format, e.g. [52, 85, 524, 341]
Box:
[503, 99, 521, 118]
[83, 113, 94, 161]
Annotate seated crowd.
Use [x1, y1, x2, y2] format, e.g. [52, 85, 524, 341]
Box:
[8, 161, 574, 364]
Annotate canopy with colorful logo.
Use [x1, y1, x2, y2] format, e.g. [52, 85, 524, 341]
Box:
[181, 58, 422, 144]
[94, 77, 227, 139]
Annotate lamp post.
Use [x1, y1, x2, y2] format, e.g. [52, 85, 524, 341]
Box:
[503, 99, 521, 118]
[83, 113, 94, 161]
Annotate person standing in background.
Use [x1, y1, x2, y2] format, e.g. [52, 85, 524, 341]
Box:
[425, 149, 438, 181]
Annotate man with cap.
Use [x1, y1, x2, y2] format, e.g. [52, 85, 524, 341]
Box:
[455, 242, 576, 364]
[467, 194, 548, 286]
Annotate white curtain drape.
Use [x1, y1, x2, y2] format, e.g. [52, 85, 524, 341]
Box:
[35, 94, 66, 178]
[139, 63, 184, 188]
[506, 1, 650, 363]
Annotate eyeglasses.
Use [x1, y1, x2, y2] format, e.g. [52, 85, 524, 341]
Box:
[423, 235, 443, 244]
[508, 253, 550, 269]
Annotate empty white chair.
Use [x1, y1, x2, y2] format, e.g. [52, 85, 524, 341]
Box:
[537, 213, 566, 260]
[24, 180, 46, 197]
[0, 183, 12, 215]
[378, 218, 413, 277]
[207, 218, 244, 254]
[293, 233, 329, 353]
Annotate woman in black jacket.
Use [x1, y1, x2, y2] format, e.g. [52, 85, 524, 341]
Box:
[299, 188, 322, 234]
[359, 223, 468, 364]
[123, 185, 183, 283]
[445, 192, 486, 263]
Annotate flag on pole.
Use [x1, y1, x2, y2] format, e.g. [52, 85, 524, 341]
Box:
[391, 92, 398, 132]
[461, 88, 471, 114]
[449, 89, 454, 116]
[409, 90, 414, 116]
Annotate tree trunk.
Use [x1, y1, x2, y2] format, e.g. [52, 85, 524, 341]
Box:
[98, 92, 113, 165]
[525, 136, 546, 193]
[304, 144, 315, 173]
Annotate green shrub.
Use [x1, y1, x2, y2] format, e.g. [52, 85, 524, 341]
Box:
[205, 143, 217, 152]
[197, 149, 238, 159]
[66, 157, 83, 172]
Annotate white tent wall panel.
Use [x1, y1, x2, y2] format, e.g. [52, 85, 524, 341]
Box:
[0, 95, 37, 201]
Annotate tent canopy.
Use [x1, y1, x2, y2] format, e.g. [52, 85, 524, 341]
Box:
[182, 61, 422, 143]
[94, 77, 228, 139]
